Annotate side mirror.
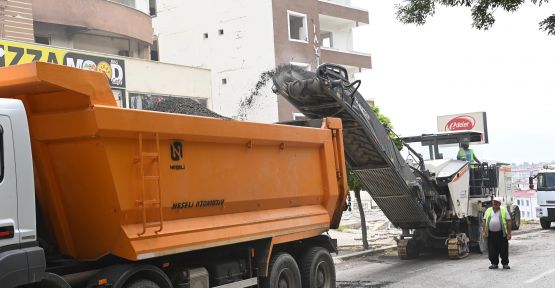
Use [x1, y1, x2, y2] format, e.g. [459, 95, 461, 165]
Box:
[529, 176, 535, 190]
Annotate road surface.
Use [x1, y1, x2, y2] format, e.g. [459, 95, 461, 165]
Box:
[336, 228, 555, 287]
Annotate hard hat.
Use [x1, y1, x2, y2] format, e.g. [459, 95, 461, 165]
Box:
[493, 197, 503, 203]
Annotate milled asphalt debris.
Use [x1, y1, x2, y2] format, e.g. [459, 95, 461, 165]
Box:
[144, 96, 229, 119]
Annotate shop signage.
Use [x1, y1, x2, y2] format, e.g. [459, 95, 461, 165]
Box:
[0, 40, 125, 88]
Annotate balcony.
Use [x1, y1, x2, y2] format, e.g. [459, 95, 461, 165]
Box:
[317, 0, 368, 24]
[32, 0, 154, 44]
[320, 48, 371, 75]
[318, 14, 371, 71]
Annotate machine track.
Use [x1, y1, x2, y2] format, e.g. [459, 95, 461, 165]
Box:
[397, 239, 419, 260]
[447, 235, 470, 259]
[272, 64, 436, 229]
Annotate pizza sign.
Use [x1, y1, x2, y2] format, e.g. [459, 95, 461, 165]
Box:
[0, 39, 125, 88]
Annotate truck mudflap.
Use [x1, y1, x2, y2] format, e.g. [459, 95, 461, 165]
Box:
[273, 64, 435, 229]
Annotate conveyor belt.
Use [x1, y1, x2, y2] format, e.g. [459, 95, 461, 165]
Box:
[273, 64, 435, 229]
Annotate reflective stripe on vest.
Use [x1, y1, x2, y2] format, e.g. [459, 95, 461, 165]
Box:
[485, 206, 508, 237]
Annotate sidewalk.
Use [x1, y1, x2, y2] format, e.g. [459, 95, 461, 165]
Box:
[330, 208, 400, 261]
[331, 207, 542, 261]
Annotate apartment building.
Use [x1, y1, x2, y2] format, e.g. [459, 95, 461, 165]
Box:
[0, 0, 211, 109]
[514, 190, 538, 220]
[154, 0, 371, 122]
[1, 0, 155, 57]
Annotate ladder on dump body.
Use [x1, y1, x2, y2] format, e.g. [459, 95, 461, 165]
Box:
[137, 132, 163, 236]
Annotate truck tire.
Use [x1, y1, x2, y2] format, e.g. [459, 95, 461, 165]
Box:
[124, 279, 160, 288]
[540, 219, 551, 229]
[511, 206, 521, 231]
[300, 247, 335, 288]
[260, 252, 302, 288]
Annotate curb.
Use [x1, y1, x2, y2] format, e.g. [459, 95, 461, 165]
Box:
[334, 245, 397, 262]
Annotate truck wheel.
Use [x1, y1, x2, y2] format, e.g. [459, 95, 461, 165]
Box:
[300, 247, 335, 288]
[124, 279, 160, 288]
[540, 219, 551, 229]
[511, 207, 521, 231]
[260, 252, 302, 288]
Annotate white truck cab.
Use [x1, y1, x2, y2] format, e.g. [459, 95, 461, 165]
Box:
[0, 99, 45, 287]
[531, 166, 555, 229]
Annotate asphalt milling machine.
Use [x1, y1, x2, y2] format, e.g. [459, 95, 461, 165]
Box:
[272, 64, 520, 259]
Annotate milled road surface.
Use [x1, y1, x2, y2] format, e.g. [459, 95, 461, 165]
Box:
[336, 228, 555, 287]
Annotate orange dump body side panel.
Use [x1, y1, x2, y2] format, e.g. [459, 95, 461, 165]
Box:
[0, 63, 348, 261]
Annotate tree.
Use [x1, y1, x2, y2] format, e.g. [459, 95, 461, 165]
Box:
[395, 0, 555, 35]
[370, 105, 403, 151]
[347, 169, 369, 250]
[346, 104, 399, 250]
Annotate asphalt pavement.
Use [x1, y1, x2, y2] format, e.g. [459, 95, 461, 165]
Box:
[335, 226, 554, 288]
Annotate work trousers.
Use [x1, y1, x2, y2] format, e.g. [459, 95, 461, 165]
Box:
[488, 230, 509, 265]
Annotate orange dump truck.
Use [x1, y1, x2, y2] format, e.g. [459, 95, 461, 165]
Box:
[0, 63, 347, 288]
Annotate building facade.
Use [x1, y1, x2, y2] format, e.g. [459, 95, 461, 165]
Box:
[514, 190, 538, 220]
[0, 0, 212, 109]
[1, 0, 155, 58]
[154, 0, 371, 122]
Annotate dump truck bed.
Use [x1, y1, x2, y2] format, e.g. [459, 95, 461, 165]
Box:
[0, 62, 348, 261]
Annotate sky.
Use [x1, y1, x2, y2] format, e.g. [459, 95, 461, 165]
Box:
[349, 0, 555, 164]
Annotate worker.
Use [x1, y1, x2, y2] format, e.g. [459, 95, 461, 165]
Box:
[482, 197, 512, 270]
[458, 141, 481, 195]
[457, 141, 481, 165]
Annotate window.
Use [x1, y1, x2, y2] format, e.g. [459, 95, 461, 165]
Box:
[320, 31, 333, 48]
[219, 29, 224, 35]
[149, 0, 157, 16]
[221, 78, 227, 85]
[538, 173, 555, 190]
[288, 11, 308, 42]
[35, 35, 51, 45]
[203, 33, 209, 39]
[112, 89, 125, 108]
[151, 39, 159, 61]
[526, 200, 530, 206]
[527, 211, 530, 218]
[517, 199, 520, 205]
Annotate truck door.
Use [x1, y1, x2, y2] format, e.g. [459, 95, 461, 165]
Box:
[0, 115, 18, 248]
